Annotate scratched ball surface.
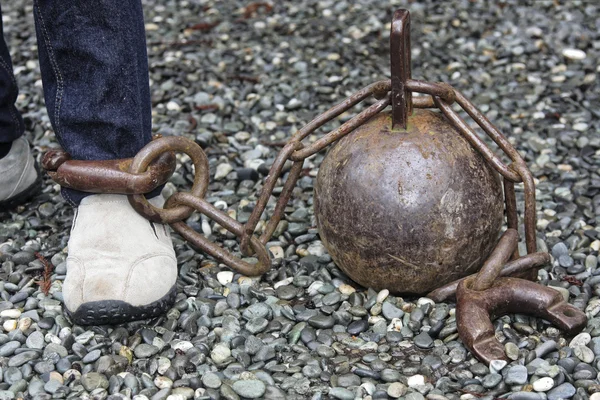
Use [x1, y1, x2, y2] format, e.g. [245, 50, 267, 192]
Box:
[314, 109, 504, 295]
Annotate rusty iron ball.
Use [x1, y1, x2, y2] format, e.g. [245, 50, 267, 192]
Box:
[314, 110, 504, 295]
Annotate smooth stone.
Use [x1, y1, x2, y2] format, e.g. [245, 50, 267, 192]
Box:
[509, 392, 545, 400]
[532, 377, 555, 392]
[547, 383, 576, 400]
[347, 320, 368, 335]
[413, 332, 434, 349]
[505, 342, 520, 360]
[381, 302, 404, 320]
[26, 331, 44, 349]
[231, 379, 265, 399]
[135, 344, 159, 359]
[407, 375, 425, 387]
[490, 360, 508, 373]
[202, 372, 222, 389]
[217, 271, 234, 285]
[381, 369, 401, 382]
[329, 387, 354, 400]
[505, 365, 528, 385]
[0, 341, 20, 357]
[387, 382, 407, 398]
[8, 351, 38, 367]
[337, 373, 360, 387]
[535, 341, 557, 358]
[246, 318, 268, 334]
[3, 367, 22, 384]
[569, 332, 591, 348]
[211, 344, 231, 364]
[82, 349, 102, 364]
[308, 314, 335, 329]
[482, 373, 502, 388]
[562, 48, 586, 60]
[81, 372, 109, 391]
[573, 345, 594, 363]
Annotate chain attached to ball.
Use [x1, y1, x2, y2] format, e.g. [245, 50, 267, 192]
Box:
[42, 9, 587, 365]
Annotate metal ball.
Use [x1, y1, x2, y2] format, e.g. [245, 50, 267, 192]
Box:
[314, 109, 504, 295]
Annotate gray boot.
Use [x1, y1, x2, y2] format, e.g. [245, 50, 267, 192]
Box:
[0, 137, 41, 210]
[63, 194, 178, 325]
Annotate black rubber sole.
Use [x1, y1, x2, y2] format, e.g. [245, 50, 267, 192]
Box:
[67, 285, 177, 325]
[0, 161, 43, 211]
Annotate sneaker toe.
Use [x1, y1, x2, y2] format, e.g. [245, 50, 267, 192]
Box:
[64, 245, 177, 325]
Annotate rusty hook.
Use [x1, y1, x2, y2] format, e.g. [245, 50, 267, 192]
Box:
[456, 276, 587, 365]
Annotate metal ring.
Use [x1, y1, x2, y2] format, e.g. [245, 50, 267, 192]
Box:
[470, 229, 519, 291]
[240, 141, 303, 255]
[406, 80, 455, 103]
[128, 136, 210, 224]
[167, 192, 271, 276]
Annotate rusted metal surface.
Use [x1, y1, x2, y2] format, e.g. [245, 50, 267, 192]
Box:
[406, 80, 455, 104]
[289, 97, 390, 162]
[128, 136, 210, 224]
[456, 274, 587, 365]
[427, 251, 551, 303]
[40, 7, 588, 366]
[314, 110, 504, 294]
[41, 8, 556, 308]
[470, 229, 517, 291]
[503, 179, 520, 261]
[390, 9, 411, 130]
[167, 192, 271, 276]
[42, 150, 176, 195]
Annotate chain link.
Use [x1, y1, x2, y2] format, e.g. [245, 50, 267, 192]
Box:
[42, 78, 538, 277]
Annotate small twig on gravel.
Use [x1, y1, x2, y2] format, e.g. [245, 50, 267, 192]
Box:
[562, 276, 583, 287]
[241, 2, 273, 19]
[194, 104, 220, 112]
[185, 21, 220, 32]
[34, 252, 54, 296]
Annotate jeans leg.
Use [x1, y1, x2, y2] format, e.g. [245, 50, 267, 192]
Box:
[32, 0, 154, 205]
[0, 3, 25, 145]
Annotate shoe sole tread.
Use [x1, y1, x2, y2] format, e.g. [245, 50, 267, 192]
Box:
[67, 285, 176, 325]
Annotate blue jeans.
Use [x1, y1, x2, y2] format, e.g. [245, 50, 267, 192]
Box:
[0, 1, 155, 205]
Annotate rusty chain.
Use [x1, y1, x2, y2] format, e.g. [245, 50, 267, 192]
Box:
[42, 76, 540, 281]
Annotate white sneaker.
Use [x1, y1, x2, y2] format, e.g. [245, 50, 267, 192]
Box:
[0, 137, 41, 210]
[63, 194, 178, 325]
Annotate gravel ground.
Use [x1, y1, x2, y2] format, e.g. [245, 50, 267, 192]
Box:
[0, 0, 599, 399]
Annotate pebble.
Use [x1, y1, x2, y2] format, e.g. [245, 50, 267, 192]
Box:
[562, 48, 586, 60]
[202, 372, 222, 389]
[532, 377, 554, 392]
[505, 365, 528, 385]
[573, 345, 595, 363]
[231, 379, 266, 398]
[547, 383, 576, 400]
[414, 332, 434, 349]
[134, 344, 159, 358]
[569, 332, 591, 347]
[387, 382, 407, 398]
[407, 375, 425, 387]
[81, 372, 109, 391]
[211, 343, 231, 364]
[217, 271, 234, 285]
[329, 387, 355, 400]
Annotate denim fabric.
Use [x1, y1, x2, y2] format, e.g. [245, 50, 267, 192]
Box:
[0, 0, 157, 205]
[0, 3, 25, 145]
